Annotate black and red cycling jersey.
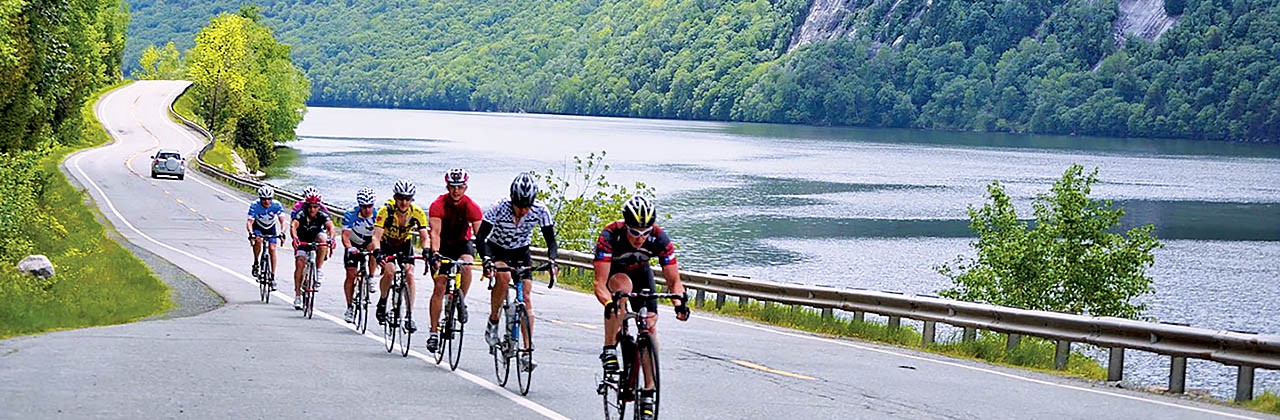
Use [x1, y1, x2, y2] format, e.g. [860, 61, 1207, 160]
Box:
[593, 221, 677, 271]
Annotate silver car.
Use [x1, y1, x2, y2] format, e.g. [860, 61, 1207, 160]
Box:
[150, 149, 186, 180]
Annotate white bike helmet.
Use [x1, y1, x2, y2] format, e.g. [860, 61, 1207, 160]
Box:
[356, 188, 376, 206]
[302, 185, 320, 199]
[393, 179, 416, 198]
[256, 186, 274, 199]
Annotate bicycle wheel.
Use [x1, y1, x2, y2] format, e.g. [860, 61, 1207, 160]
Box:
[434, 292, 452, 364]
[446, 290, 466, 370]
[399, 305, 412, 357]
[492, 302, 511, 386]
[635, 339, 661, 420]
[384, 286, 399, 353]
[514, 304, 533, 395]
[600, 360, 627, 420]
[353, 275, 368, 334]
[303, 263, 316, 319]
[258, 252, 271, 303]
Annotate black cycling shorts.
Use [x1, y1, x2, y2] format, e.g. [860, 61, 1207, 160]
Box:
[489, 245, 533, 280]
[344, 245, 374, 269]
[609, 265, 658, 313]
[380, 240, 413, 261]
[438, 240, 475, 260]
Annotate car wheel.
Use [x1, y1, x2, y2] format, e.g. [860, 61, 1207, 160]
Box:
[178, 174, 184, 180]
[150, 172, 157, 179]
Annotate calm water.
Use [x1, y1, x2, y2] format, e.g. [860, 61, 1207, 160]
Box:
[280, 107, 1280, 397]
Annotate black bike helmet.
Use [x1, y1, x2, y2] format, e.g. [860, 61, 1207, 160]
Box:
[622, 195, 656, 229]
[510, 172, 538, 207]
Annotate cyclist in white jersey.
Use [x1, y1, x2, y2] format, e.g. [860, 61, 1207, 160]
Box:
[342, 188, 379, 323]
[247, 186, 287, 290]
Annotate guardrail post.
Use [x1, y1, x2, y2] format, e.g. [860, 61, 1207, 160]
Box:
[1108, 347, 1125, 382]
[694, 289, 706, 308]
[1006, 334, 1021, 353]
[715, 293, 726, 309]
[1054, 340, 1070, 370]
[887, 316, 901, 329]
[1169, 356, 1187, 394]
[962, 327, 976, 342]
[738, 296, 748, 307]
[1236, 365, 1255, 402]
[821, 308, 833, 320]
[921, 321, 936, 347]
[852, 311, 864, 323]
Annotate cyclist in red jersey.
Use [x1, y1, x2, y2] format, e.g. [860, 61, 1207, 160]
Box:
[424, 168, 485, 353]
[594, 196, 688, 419]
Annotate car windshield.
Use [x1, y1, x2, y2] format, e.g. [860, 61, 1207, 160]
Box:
[158, 153, 180, 159]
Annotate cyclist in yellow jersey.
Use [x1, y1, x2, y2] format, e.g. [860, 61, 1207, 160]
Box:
[371, 179, 431, 333]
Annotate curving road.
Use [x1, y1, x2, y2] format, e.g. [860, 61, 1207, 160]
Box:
[0, 81, 1270, 419]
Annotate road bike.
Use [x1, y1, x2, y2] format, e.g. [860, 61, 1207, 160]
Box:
[489, 261, 555, 395]
[432, 257, 482, 370]
[349, 248, 375, 334]
[381, 253, 423, 357]
[597, 290, 685, 420]
[250, 233, 283, 303]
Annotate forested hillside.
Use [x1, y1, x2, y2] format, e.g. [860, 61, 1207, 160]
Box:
[125, 0, 1280, 142]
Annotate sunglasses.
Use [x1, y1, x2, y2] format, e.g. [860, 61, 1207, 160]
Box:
[394, 195, 414, 202]
[627, 227, 653, 237]
[447, 184, 467, 189]
[359, 204, 374, 208]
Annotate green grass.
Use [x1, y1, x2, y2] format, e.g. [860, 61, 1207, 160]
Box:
[548, 266, 1105, 380]
[1245, 391, 1280, 414]
[0, 80, 172, 338]
[170, 87, 202, 125]
[203, 140, 237, 173]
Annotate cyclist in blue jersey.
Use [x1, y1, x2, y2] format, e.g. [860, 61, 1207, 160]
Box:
[247, 186, 287, 290]
[342, 187, 379, 323]
[594, 196, 688, 418]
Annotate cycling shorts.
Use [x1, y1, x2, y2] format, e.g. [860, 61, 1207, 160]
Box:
[295, 233, 330, 258]
[438, 241, 475, 260]
[380, 240, 413, 260]
[489, 245, 533, 280]
[252, 227, 279, 245]
[344, 245, 375, 269]
[609, 265, 658, 313]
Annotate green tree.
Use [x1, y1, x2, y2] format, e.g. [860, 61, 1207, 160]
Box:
[937, 165, 1162, 319]
[186, 13, 250, 138]
[532, 151, 657, 251]
[136, 42, 184, 79]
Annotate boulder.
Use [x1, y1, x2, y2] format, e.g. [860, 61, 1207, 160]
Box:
[17, 255, 54, 279]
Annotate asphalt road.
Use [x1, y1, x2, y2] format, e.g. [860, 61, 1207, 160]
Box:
[0, 81, 1270, 419]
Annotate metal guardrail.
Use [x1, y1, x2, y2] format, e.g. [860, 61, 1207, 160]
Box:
[167, 86, 1278, 402]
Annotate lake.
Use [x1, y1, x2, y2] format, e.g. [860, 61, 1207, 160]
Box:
[276, 107, 1280, 397]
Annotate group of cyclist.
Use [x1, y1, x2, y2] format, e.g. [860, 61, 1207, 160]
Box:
[246, 169, 689, 416]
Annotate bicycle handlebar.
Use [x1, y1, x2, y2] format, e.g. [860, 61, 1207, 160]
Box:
[486, 260, 558, 289]
[611, 290, 686, 302]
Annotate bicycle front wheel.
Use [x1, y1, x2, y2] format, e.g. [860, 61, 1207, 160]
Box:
[353, 278, 368, 334]
[601, 373, 626, 420]
[258, 252, 271, 303]
[446, 291, 466, 370]
[515, 304, 533, 395]
[635, 340, 661, 420]
[493, 302, 511, 386]
[383, 287, 399, 353]
[303, 263, 316, 319]
[398, 303, 411, 357]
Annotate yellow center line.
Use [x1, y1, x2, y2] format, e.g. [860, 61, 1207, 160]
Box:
[731, 360, 816, 381]
[188, 207, 198, 213]
[548, 319, 566, 325]
[175, 198, 184, 204]
[573, 323, 598, 330]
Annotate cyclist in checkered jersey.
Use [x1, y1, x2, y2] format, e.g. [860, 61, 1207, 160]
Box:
[474, 172, 559, 370]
